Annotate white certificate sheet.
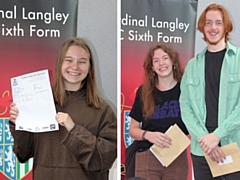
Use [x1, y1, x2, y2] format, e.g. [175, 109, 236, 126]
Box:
[11, 70, 59, 133]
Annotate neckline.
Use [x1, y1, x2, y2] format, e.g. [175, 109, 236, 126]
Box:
[156, 82, 178, 93]
[206, 48, 226, 54]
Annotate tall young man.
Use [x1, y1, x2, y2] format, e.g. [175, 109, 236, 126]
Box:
[180, 3, 240, 180]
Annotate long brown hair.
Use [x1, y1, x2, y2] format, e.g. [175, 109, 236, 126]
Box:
[197, 3, 233, 41]
[52, 37, 101, 108]
[141, 44, 183, 118]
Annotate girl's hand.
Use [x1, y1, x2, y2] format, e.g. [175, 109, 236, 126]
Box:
[9, 103, 18, 124]
[145, 131, 172, 148]
[55, 112, 75, 132]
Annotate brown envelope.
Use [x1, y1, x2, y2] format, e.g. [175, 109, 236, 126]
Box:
[204, 142, 240, 177]
[150, 124, 190, 167]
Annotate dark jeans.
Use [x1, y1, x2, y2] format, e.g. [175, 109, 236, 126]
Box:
[135, 149, 188, 180]
[191, 154, 240, 180]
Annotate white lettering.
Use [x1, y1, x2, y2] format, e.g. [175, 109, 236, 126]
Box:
[121, 14, 147, 27]
[0, 5, 17, 19]
[22, 7, 69, 25]
[157, 32, 182, 43]
[152, 18, 190, 33]
[30, 25, 60, 37]
[1, 23, 24, 37]
[128, 30, 153, 42]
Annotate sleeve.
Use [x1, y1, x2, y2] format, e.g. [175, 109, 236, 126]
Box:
[62, 103, 117, 172]
[9, 122, 34, 163]
[213, 49, 240, 138]
[214, 90, 240, 138]
[214, 104, 240, 139]
[129, 86, 143, 122]
[179, 63, 208, 141]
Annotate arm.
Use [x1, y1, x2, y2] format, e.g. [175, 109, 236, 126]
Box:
[62, 104, 117, 172]
[9, 103, 34, 163]
[179, 65, 209, 142]
[214, 102, 240, 139]
[129, 118, 171, 148]
[200, 97, 240, 155]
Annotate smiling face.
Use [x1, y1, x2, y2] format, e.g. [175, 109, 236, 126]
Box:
[204, 10, 225, 49]
[61, 45, 90, 91]
[152, 48, 173, 79]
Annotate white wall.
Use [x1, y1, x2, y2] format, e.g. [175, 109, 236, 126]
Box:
[77, 1, 118, 179]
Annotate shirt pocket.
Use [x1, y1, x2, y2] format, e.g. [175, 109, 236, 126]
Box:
[227, 74, 240, 99]
[186, 77, 201, 100]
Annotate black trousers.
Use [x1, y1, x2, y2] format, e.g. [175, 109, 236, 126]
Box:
[191, 154, 240, 180]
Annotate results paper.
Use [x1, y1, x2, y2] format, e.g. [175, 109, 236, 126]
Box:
[11, 70, 59, 133]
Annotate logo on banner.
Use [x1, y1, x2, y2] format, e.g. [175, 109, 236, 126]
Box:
[0, 118, 32, 180]
[123, 111, 134, 148]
